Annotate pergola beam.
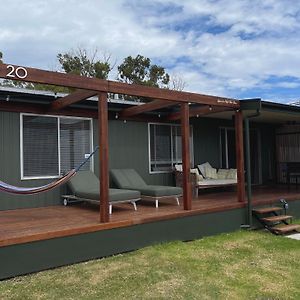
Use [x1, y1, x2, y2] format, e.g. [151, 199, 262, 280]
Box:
[119, 99, 177, 118]
[0, 63, 240, 108]
[50, 89, 98, 111]
[166, 105, 232, 121]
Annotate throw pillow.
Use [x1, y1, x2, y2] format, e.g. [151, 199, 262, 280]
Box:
[217, 169, 229, 179]
[197, 162, 212, 178]
[190, 168, 200, 176]
[227, 169, 237, 180]
[205, 166, 218, 179]
[174, 164, 183, 172]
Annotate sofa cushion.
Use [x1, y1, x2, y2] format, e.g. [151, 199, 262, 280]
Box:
[197, 162, 212, 178]
[227, 169, 237, 180]
[190, 168, 200, 176]
[205, 166, 218, 179]
[174, 164, 183, 171]
[217, 169, 229, 179]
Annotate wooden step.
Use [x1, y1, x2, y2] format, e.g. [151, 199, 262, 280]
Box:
[261, 215, 293, 223]
[253, 207, 282, 214]
[273, 224, 300, 234]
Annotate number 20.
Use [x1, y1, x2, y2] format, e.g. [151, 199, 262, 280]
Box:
[6, 65, 28, 79]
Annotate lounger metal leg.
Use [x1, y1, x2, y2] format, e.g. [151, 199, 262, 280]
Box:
[155, 199, 159, 208]
[109, 204, 112, 215]
[132, 201, 137, 211]
[175, 197, 180, 206]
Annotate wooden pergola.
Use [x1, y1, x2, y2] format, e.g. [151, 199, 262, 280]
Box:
[0, 63, 245, 223]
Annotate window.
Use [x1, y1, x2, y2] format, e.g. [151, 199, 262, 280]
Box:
[148, 123, 193, 173]
[21, 114, 93, 179]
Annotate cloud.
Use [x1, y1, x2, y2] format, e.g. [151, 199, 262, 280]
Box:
[0, 0, 300, 103]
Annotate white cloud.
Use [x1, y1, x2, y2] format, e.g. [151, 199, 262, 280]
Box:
[0, 0, 300, 102]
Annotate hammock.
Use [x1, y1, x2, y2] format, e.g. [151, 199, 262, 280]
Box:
[0, 147, 99, 195]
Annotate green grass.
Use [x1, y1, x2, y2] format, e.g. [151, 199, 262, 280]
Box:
[0, 230, 299, 300]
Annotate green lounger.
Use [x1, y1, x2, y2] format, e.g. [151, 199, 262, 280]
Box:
[64, 170, 140, 214]
[110, 169, 182, 208]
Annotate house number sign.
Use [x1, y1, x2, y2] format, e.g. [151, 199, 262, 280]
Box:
[6, 65, 28, 79]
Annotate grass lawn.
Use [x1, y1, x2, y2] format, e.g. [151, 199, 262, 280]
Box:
[0, 229, 299, 300]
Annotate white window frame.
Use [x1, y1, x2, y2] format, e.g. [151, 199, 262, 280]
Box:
[20, 113, 94, 180]
[148, 122, 194, 174]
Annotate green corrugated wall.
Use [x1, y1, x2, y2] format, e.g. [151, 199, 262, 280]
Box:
[0, 112, 276, 211]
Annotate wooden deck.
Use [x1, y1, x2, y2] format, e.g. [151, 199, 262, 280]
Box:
[0, 186, 299, 247]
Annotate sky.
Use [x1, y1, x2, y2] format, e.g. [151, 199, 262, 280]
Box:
[1, 0, 300, 103]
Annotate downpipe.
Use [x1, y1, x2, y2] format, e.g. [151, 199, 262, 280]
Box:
[244, 109, 261, 229]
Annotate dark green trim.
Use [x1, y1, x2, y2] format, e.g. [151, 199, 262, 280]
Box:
[0, 208, 245, 280]
[240, 99, 261, 111]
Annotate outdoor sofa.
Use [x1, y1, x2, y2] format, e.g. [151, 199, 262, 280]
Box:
[110, 169, 182, 208]
[63, 170, 141, 214]
[174, 162, 237, 197]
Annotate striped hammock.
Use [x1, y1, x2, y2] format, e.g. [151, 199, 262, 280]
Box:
[0, 146, 99, 195]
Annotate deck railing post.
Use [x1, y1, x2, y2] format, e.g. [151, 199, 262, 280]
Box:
[98, 92, 110, 222]
[181, 103, 192, 210]
[235, 110, 246, 203]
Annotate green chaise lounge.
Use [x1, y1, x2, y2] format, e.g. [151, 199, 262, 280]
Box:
[110, 169, 182, 208]
[64, 170, 141, 214]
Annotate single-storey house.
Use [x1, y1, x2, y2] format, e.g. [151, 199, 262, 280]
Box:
[0, 63, 299, 279]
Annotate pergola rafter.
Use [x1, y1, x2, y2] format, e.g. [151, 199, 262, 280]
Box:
[50, 89, 98, 111]
[166, 105, 233, 121]
[119, 99, 177, 118]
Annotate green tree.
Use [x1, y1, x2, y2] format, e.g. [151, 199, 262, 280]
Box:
[57, 48, 112, 79]
[117, 54, 170, 88]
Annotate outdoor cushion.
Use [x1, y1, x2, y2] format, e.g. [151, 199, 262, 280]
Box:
[190, 168, 203, 182]
[110, 169, 147, 189]
[68, 170, 140, 202]
[190, 168, 200, 176]
[217, 169, 230, 179]
[174, 164, 183, 171]
[110, 169, 182, 197]
[205, 166, 218, 179]
[197, 179, 237, 186]
[137, 185, 182, 197]
[227, 169, 237, 180]
[197, 162, 212, 178]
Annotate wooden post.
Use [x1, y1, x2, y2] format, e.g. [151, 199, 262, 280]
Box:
[181, 103, 192, 210]
[98, 92, 110, 222]
[235, 110, 246, 203]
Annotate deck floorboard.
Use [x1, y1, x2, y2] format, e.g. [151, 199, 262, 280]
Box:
[0, 186, 299, 247]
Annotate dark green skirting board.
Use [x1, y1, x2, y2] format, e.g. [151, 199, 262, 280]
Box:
[0, 208, 246, 280]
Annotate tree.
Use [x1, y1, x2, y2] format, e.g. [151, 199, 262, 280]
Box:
[57, 48, 112, 79]
[169, 73, 187, 91]
[117, 55, 170, 88]
[0, 51, 2, 64]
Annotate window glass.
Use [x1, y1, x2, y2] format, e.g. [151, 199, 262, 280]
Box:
[23, 115, 59, 177]
[149, 123, 193, 173]
[22, 114, 92, 179]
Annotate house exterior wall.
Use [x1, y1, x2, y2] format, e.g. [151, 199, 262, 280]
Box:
[0, 113, 174, 211]
[0, 111, 276, 211]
